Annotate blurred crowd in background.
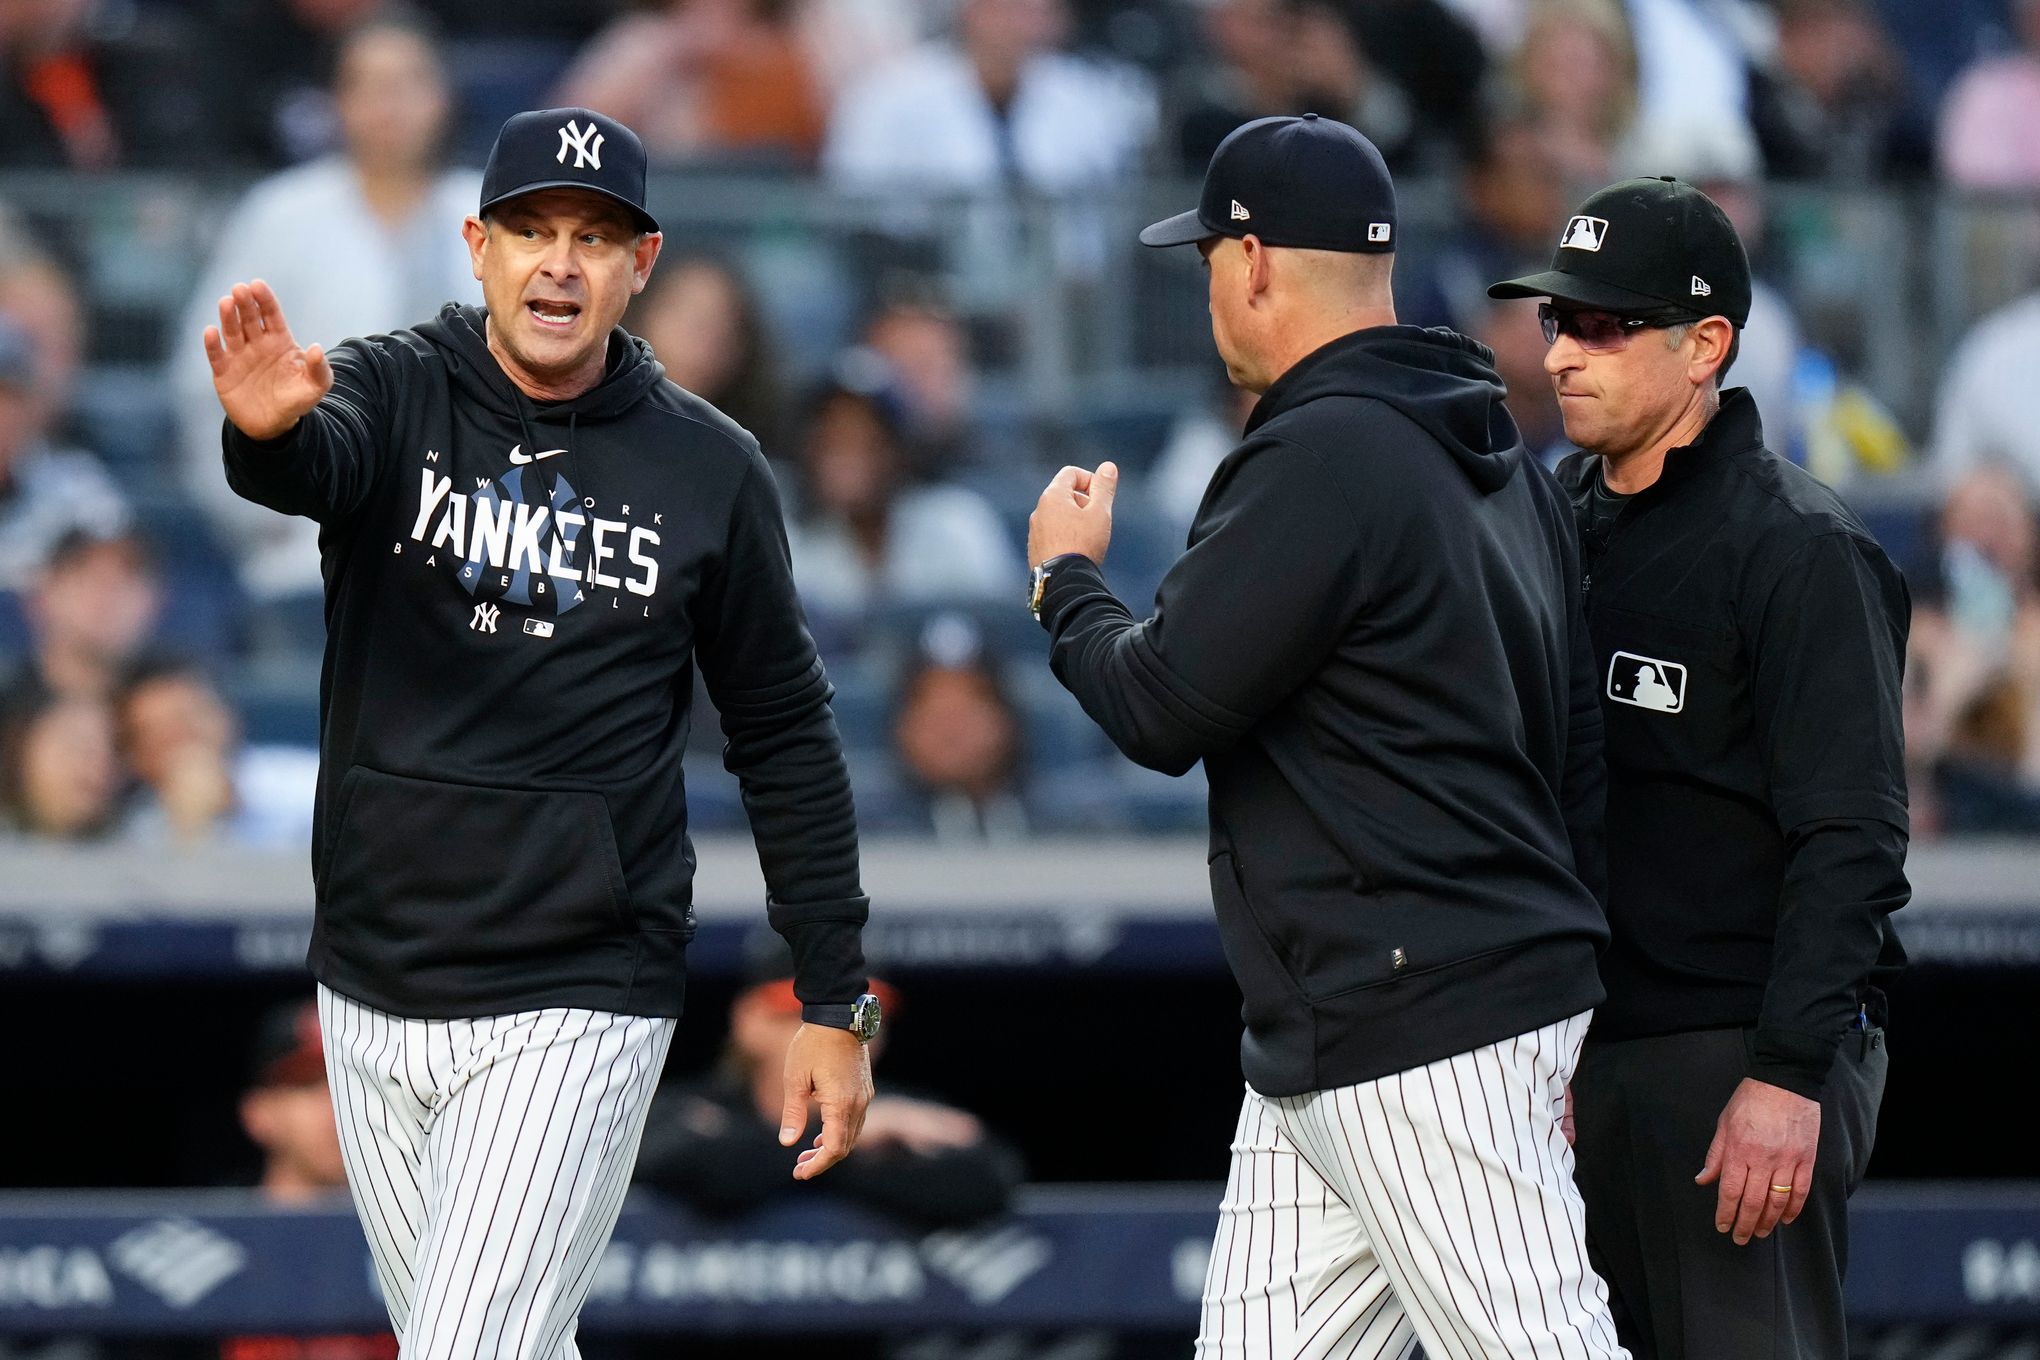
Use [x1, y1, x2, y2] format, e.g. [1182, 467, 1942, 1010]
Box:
[4, 0, 2040, 848]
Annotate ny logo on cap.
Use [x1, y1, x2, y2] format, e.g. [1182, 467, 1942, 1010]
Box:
[1230, 200, 1251, 221]
[1691, 276, 1712, 297]
[557, 119, 605, 171]
[1561, 215, 1609, 252]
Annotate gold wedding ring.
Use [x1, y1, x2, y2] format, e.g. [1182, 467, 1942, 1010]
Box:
[1769, 1184, 1795, 1195]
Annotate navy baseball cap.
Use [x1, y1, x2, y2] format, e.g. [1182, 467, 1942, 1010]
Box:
[1488, 177, 1751, 326]
[1140, 114, 1397, 253]
[479, 107, 659, 235]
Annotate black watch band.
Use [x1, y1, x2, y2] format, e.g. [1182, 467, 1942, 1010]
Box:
[803, 993, 883, 1043]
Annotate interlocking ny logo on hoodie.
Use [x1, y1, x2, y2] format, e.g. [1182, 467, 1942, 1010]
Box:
[405, 447, 662, 616]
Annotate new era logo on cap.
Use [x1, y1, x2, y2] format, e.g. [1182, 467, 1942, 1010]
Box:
[1691, 276, 1711, 296]
[1562, 216, 1609, 252]
[1230, 200, 1251, 221]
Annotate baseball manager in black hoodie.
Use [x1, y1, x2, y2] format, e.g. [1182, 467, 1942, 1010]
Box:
[203, 108, 877, 1359]
[1028, 114, 1627, 1359]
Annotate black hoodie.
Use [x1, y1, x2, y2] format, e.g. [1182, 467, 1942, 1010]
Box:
[1037, 327, 1608, 1095]
[223, 304, 867, 1020]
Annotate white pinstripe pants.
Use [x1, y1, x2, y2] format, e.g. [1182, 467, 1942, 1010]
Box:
[318, 984, 674, 1360]
[1196, 1012, 1628, 1360]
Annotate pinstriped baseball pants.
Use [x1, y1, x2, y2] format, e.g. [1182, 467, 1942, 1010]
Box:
[1197, 1011, 1629, 1360]
[318, 984, 675, 1360]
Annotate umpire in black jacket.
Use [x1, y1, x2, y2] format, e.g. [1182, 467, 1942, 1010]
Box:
[1028, 116, 1625, 1359]
[1490, 178, 1910, 1359]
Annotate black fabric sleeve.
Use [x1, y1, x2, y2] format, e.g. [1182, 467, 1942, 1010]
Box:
[1560, 545, 1609, 910]
[820, 1134, 1026, 1227]
[634, 1085, 1024, 1227]
[1744, 531, 1912, 1098]
[1037, 437, 1363, 776]
[695, 451, 868, 1005]
[632, 1087, 794, 1214]
[220, 338, 388, 522]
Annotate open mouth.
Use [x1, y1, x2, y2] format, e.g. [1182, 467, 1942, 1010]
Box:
[526, 300, 581, 331]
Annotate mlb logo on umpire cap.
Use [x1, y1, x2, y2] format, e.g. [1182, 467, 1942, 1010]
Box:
[480, 107, 660, 234]
[1561, 216, 1609, 252]
[1606, 651, 1686, 714]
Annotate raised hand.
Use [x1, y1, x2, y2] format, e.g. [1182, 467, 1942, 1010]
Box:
[203, 280, 333, 441]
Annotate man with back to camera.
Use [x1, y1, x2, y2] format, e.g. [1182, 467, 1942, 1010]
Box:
[202, 107, 880, 1359]
[1027, 113, 1627, 1359]
[1488, 178, 1910, 1358]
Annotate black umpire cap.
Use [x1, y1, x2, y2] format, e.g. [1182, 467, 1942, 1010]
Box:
[1488, 176, 1751, 326]
[1140, 114, 1397, 253]
[480, 107, 660, 235]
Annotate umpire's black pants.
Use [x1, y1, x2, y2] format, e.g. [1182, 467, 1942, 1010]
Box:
[1572, 1024, 1886, 1360]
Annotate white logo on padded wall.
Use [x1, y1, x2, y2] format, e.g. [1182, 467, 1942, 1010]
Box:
[507, 445, 566, 464]
[109, 1220, 246, 1308]
[1607, 650, 1686, 713]
[557, 119, 605, 170]
[1692, 276, 1712, 297]
[1368, 222, 1391, 242]
[920, 1227, 1053, 1304]
[470, 603, 500, 633]
[1562, 215, 1609, 252]
[1230, 200, 1251, 221]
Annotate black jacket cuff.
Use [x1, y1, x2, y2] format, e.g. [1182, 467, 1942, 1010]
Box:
[1035, 555, 1111, 634]
[770, 903, 869, 1006]
[1749, 1026, 1838, 1100]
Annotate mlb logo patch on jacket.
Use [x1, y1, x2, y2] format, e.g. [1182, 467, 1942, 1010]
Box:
[1606, 651, 1686, 713]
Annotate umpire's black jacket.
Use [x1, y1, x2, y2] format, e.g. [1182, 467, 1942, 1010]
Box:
[1556, 387, 1910, 1099]
[1037, 326, 1609, 1097]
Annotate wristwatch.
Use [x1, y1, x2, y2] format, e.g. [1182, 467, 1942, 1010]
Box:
[1029, 553, 1083, 622]
[802, 993, 883, 1044]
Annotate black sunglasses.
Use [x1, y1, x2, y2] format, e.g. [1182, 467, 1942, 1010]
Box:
[1538, 304, 1666, 352]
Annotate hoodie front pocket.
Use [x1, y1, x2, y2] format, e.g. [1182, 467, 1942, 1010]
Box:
[319, 765, 637, 994]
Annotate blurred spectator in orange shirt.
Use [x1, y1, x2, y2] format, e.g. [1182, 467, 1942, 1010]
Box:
[554, 0, 832, 165]
[1937, 0, 2040, 190]
[0, 0, 222, 168]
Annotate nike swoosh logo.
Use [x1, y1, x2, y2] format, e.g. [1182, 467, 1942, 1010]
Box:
[508, 445, 568, 464]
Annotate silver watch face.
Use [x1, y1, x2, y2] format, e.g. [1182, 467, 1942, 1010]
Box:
[850, 992, 883, 1043]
